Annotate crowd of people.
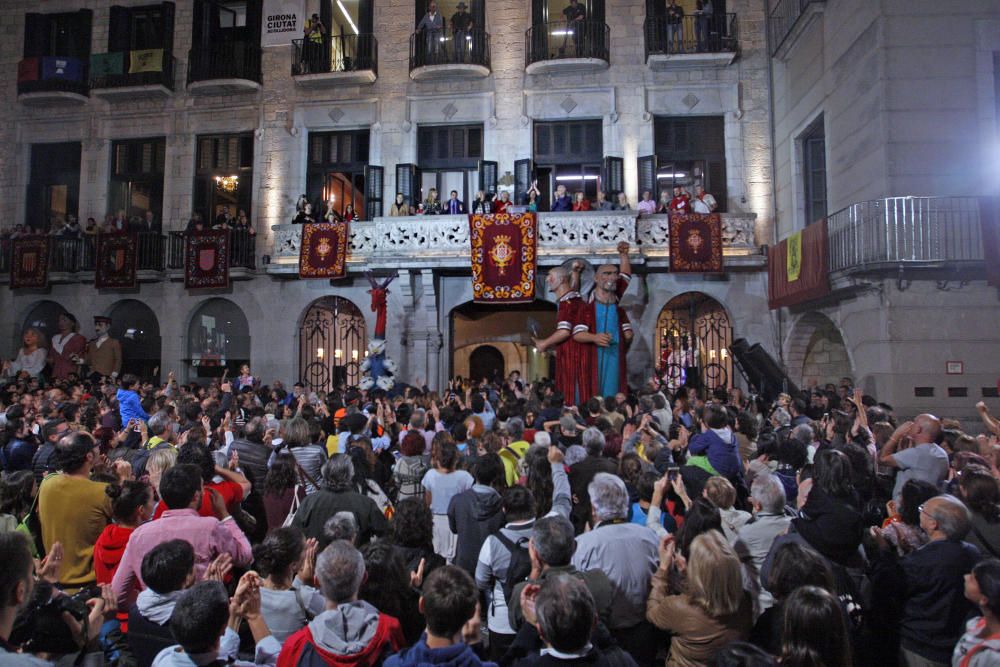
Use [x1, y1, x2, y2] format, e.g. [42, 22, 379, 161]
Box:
[2, 353, 1000, 667]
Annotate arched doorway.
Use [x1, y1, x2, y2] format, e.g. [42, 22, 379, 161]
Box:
[20, 300, 67, 345]
[299, 296, 367, 391]
[187, 298, 251, 379]
[654, 292, 733, 393]
[450, 300, 557, 383]
[107, 300, 162, 381]
[786, 312, 852, 388]
[468, 345, 505, 383]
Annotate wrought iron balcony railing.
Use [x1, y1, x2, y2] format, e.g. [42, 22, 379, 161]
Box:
[644, 13, 738, 59]
[187, 42, 262, 85]
[292, 34, 378, 76]
[525, 20, 610, 67]
[768, 0, 824, 56]
[409, 29, 490, 71]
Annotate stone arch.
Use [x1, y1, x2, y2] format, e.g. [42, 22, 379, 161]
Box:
[449, 299, 557, 382]
[653, 292, 734, 393]
[186, 298, 251, 379]
[107, 299, 162, 381]
[785, 311, 853, 388]
[298, 296, 367, 391]
[19, 300, 67, 347]
[468, 345, 505, 382]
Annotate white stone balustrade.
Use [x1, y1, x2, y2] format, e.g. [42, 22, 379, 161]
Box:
[267, 211, 761, 273]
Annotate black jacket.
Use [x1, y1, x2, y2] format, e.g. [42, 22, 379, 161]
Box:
[870, 538, 981, 663]
[504, 619, 636, 667]
[449, 485, 504, 576]
[569, 457, 618, 534]
[291, 487, 389, 545]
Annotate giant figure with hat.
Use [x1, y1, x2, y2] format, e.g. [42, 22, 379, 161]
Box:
[85, 315, 122, 380]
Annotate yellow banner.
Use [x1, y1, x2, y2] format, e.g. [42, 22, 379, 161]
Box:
[786, 231, 802, 282]
[128, 49, 163, 74]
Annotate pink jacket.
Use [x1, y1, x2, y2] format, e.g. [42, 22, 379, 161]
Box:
[111, 508, 252, 611]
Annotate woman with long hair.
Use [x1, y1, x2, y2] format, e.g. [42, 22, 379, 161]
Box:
[675, 497, 723, 560]
[792, 448, 865, 568]
[347, 437, 392, 517]
[281, 416, 327, 494]
[254, 526, 325, 644]
[262, 453, 306, 533]
[524, 445, 555, 518]
[2, 327, 47, 380]
[359, 541, 424, 644]
[0, 470, 36, 533]
[647, 531, 752, 666]
[780, 586, 852, 667]
[959, 465, 1000, 558]
[879, 478, 939, 556]
[422, 437, 473, 561]
[390, 498, 445, 585]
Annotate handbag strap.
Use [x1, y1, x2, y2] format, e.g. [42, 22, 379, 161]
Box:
[293, 458, 320, 490]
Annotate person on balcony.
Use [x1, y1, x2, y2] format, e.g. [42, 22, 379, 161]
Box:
[472, 191, 492, 215]
[669, 186, 692, 214]
[446, 190, 467, 215]
[144, 210, 159, 233]
[61, 214, 82, 238]
[694, 0, 713, 52]
[423, 188, 442, 215]
[637, 191, 657, 216]
[494, 191, 512, 214]
[572, 192, 592, 212]
[214, 205, 236, 229]
[561, 0, 587, 57]
[111, 209, 129, 234]
[692, 184, 718, 214]
[417, 1, 445, 64]
[83, 217, 99, 238]
[343, 204, 360, 222]
[389, 193, 412, 217]
[235, 209, 255, 235]
[293, 203, 317, 225]
[552, 184, 573, 212]
[616, 192, 632, 211]
[302, 14, 326, 73]
[666, 0, 684, 54]
[595, 191, 615, 211]
[451, 2, 473, 63]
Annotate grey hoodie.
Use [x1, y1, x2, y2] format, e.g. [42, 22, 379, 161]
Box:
[137, 588, 185, 624]
[308, 601, 382, 654]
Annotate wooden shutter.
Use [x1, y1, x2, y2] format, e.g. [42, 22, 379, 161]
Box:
[478, 160, 498, 197]
[23, 13, 49, 57]
[637, 155, 658, 199]
[396, 164, 421, 208]
[108, 6, 132, 53]
[161, 2, 175, 53]
[590, 0, 606, 23]
[645, 0, 664, 19]
[707, 159, 727, 213]
[514, 159, 534, 206]
[602, 157, 624, 197]
[364, 165, 384, 219]
[75, 10, 93, 60]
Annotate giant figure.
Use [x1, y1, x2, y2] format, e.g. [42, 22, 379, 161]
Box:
[532, 260, 586, 404]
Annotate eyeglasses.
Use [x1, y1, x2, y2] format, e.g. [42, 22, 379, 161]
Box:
[918, 504, 935, 520]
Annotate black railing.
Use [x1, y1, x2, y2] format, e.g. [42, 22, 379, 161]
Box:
[292, 34, 378, 76]
[91, 52, 176, 91]
[50, 237, 83, 272]
[0, 240, 10, 274]
[769, 0, 824, 55]
[187, 42, 262, 85]
[167, 230, 256, 270]
[409, 30, 490, 70]
[644, 13, 737, 58]
[525, 20, 609, 67]
[137, 232, 165, 271]
[17, 57, 89, 97]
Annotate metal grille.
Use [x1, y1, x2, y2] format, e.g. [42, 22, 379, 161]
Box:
[655, 293, 733, 393]
[299, 297, 367, 392]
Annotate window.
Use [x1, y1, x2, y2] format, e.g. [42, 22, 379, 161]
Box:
[109, 138, 166, 229]
[187, 298, 250, 379]
[532, 0, 604, 25]
[653, 115, 726, 211]
[417, 124, 483, 169]
[533, 120, 603, 211]
[801, 115, 827, 226]
[307, 130, 370, 219]
[414, 0, 485, 29]
[27, 142, 81, 231]
[23, 11, 92, 59]
[108, 3, 174, 52]
[194, 134, 254, 223]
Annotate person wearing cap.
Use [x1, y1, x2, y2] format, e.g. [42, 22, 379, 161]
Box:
[85, 316, 122, 380]
[451, 2, 473, 62]
[49, 312, 87, 381]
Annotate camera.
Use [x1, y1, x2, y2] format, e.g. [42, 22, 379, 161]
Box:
[10, 582, 99, 655]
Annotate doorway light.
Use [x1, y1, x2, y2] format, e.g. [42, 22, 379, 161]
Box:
[337, 0, 359, 34]
[657, 172, 687, 179]
[555, 175, 599, 181]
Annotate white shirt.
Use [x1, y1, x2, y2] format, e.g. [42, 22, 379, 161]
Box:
[693, 193, 716, 213]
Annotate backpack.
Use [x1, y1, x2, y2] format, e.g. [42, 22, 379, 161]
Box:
[394, 456, 428, 502]
[494, 530, 532, 605]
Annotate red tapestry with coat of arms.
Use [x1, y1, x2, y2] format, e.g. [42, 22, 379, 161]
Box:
[469, 212, 537, 304]
[95, 233, 138, 289]
[184, 230, 230, 289]
[299, 221, 349, 279]
[668, 212, 723, 273]
[10, 236, 50, 290]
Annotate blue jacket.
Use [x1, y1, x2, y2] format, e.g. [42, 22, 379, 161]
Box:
[687, 428, 741, 479]
[117, 388, 150, 425]
[386, 636, 497, 667]
[552, 195, 573, 212]
[1, 437, 36, 472]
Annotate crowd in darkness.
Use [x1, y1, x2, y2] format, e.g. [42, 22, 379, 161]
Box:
[2, 349, 1000, 666]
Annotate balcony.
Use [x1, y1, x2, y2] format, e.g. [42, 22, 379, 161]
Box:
[0, 231, 256, 285]
[826, 197, 984, 276]
[525, 21, 609, 75]
[768, 0, 825, 59]
[409, 30, 490, 81]
[265, 211, 762, 275]
[644, 14, 738, 70]
[292, 35, 378, 87]
[17, 57, 89, 106]
[90, 51, 176, 101]
[187, 42, 262, 95]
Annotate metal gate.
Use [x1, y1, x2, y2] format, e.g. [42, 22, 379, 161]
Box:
[299, 296, 367, 392]
[654, 292, 733, 393]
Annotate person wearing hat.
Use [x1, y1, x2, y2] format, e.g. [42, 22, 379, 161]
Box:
[49, 311, 87, 381]
[85, 316, 122, 380]
[451, 2, 473, 62]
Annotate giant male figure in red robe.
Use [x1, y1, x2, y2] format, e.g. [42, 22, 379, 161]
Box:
[532, 260, 585, 404]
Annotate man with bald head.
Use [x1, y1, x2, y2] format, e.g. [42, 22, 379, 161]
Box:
[871, 494, 981, 667]
[533, 261, 585, 404]
[880, 414, 949, 502]
[572, 242, 633, 399]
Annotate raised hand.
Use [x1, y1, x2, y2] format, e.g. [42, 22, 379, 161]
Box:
[206, 553, 234, 582]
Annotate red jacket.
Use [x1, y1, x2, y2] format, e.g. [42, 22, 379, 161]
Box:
[94, 524, 135, 585]
[572, 199, 592, 211]
[278, 611, 405, 667]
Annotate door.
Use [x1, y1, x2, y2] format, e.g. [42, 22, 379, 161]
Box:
[469, 345, 505, 382]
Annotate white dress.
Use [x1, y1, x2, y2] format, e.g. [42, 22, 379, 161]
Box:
[6, 347, 47, 378]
